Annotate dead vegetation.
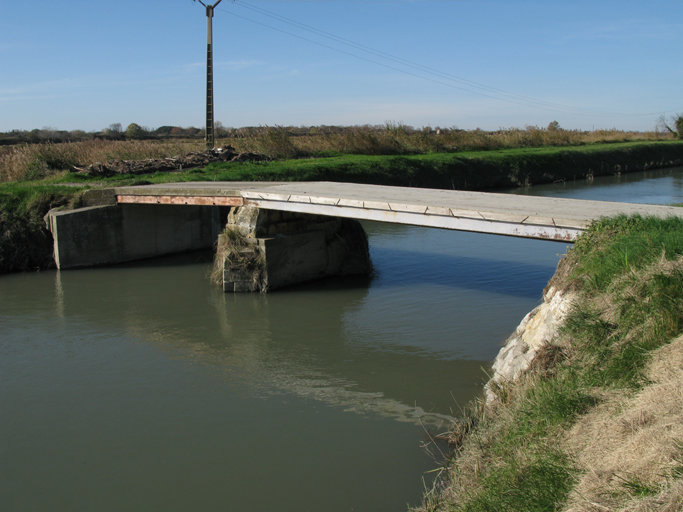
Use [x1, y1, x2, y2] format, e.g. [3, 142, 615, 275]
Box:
[415, 217, 683, 512]
[563, 337, 683, 511]
[210, 226, 266, 290]
[70, 146, 268, 177]
[0, 125, 675, 183]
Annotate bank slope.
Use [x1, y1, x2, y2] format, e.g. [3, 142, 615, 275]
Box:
[419, 215, 683, 512]
[201, 141, 683, 190]
[2, 141, 683, 275]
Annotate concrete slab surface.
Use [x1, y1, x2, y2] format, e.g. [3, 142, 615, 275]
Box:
[114, 181, 683, 241]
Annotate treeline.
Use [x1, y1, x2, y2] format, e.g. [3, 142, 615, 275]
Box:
[3, 120, 678, 147]
[0, 121, 474, 145]
[0, 123, 207, 145]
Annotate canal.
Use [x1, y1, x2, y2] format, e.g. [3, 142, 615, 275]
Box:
[1, 166, 681, 511]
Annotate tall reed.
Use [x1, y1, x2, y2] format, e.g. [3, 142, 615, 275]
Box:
[0, 126, 672, 183]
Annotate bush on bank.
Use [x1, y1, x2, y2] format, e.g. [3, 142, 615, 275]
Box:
[0, 185, 83, 274]
[418, 215, 683, 512]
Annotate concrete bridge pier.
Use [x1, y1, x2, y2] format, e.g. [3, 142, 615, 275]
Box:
[219, 206, 372, 292]
[46, 203, 225, 269]
[45, 200, 371, 292]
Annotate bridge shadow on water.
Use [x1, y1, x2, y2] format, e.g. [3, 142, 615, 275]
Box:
[97, 244, 558, 301]
[368, 246, 559, 299]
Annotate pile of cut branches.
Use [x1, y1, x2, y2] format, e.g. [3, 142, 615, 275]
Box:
[72, 146, 268, 177]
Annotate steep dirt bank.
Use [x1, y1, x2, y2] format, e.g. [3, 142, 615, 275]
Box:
[417, 215, 683, 512]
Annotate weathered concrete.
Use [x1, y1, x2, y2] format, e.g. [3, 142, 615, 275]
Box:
[47, 204, 223, 269]
[112, 181, 683, 241]
[221, 206, 371, 292]
[50, 180, 683, 280]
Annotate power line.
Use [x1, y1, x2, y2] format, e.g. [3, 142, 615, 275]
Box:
[246, 0, 468, 3]
[229, 2, 615, 116]
[216, 2, 664, 118]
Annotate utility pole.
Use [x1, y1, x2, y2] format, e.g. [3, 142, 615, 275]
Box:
[197, 0, 223, 149]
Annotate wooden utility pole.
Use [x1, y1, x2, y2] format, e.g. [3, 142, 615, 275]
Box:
[197, 0, 223, 149]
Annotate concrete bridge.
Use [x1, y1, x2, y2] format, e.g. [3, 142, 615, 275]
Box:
[48, 181, 683, 289]
[111, 181, 680, 239]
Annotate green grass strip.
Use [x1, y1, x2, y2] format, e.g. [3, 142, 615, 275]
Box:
[48, 140, 683, 191]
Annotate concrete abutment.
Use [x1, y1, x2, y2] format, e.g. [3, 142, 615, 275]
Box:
[46, 204, 224, 269]
[46, 203, 372, 292]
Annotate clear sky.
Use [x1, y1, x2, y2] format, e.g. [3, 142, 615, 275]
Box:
[1, 0, 681, 133]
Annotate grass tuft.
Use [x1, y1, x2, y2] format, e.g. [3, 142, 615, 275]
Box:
[211, 226, 266, 289]
[0, 185, 85, 273]
[415, 215, 683, 512]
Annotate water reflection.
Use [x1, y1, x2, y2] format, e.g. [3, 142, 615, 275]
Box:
[47, 258, 480, 426]
[504, 166, 683, 204]
[370, 246, 557, 297]
[2, 167, 681, 512]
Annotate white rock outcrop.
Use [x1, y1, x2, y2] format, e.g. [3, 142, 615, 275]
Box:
[485, 285, 575, 402]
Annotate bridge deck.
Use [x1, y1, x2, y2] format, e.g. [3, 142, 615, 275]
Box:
[114, 181, 683, 241]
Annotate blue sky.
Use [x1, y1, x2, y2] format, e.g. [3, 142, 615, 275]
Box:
[1, 0, 681, 132]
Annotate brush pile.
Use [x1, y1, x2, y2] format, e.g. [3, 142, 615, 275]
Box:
[71, 146, 268, 177]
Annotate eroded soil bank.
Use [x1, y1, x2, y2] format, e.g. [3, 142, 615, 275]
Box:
[417, 215, 683, 512]
[3, 142, 683, 275]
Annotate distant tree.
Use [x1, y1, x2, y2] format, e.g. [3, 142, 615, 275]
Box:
[103, 123, 124, 140]
[125, 123, 145, 140]
[154, 126, 174, 136]
[547, 120, 561, 131]
[214, 121, 228, 138]
[69, 130, 88, 140]
[658, 113, 683, 139]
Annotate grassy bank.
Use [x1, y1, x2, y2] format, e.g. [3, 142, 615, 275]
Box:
[32, 140, 683, 191]
[0, 127, 675, 183]
[419, 215, 683, 512]
[0, 184, 85, 273]
[200, 141, 683, 190]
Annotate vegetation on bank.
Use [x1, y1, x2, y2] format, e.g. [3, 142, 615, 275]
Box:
[1, 125, 678, 182]
[418, 215, 683, 512]
[0, 184, 85, 273]
[200, 141, 683, 190]
[1, 138, 683, 275]
[4, 140, 683, 193]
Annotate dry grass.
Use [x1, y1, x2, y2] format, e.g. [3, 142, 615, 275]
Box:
[210, 226, 265, 289]
[246, 126, 669, 157]
[0, 139, 204, 182]
[562, 335, 683, 512]
[0, 127, 672, 183]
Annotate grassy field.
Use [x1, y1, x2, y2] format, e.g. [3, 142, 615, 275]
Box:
[2, 138, 683, 275]
[418, 215, 683, 512]
[7, 140, 682, 191]
[0, 126, 675, 183]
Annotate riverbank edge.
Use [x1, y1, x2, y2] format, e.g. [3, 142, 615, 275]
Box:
[1, 141, 683, 275]
[203, 140, 683, 190]
[417, 215, 683, 511]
